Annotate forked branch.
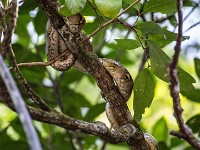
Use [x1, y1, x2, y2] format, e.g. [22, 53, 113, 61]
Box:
[168, 0, 200, 149]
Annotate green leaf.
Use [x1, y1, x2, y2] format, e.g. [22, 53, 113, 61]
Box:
[80, 1, 97, 16]
[149, 29, 190, 48]
[21, 67, 46, 84]
[123, 0, 135, 4]
[133, 68, 156, 121]
[0, 120, 29, 149]
[0, 139, 29, 150]
[148, 41, 170, 82]
[137, 21, 164, 37]
[34, 9, 48, 35]
[83, 136, 98, 149]
[143, 0, 177, 16]
[185, 146, 196, 150]
[158, 142, 169, 150]
[170, 137, 185, 148]
[59, 0, 87, 16]
[186, 114, 200, 133]
[92, 26, 107, 51]
[10, 118, 26, 141]
[169, 16, 178, 27]
[0, 126, 9, 140]
[178, 67, 196, 91]
[148, 41, 196, 89]
[149, 29, 178, 47]
[19, 1, 38, 14]
[61, 69, 84, 86]
[84, 102, 106, 121]
[181, 89, 200, 103]
[115, 39, 141, 50]
[149, 41, 197, 101]
[194, 58, 200, 80]
[152, 117, 168, 142]
[122, 1, 140, 15]
[83, 18, 100, 34]
[15, 14, 31, 47]
[62, 89, 91, 119]
[183, 0, 196, 7]
[54, 132, 74, 150]
[95, 0, 122, 18]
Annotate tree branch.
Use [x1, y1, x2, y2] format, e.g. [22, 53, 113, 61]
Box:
[116, 19, 150, 71]
[8, 46, 51, 111]
[34, 0, 149, 149]
[0, 0, 51, 112]
[184, 21, 200, 33]
[10, 49, 71, 69]
[0, 1, 42, 149]
[0, 82, 130, 144]
[168, 0, 200, 149]
[36, 0, 129, 129]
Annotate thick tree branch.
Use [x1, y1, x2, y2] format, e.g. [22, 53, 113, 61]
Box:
[0, 0, 150, 148]
[168, 0, 200, 149]
[36, 0, 129, 126]
[0, 82, 130, 144]
[34, 0, 149, 149]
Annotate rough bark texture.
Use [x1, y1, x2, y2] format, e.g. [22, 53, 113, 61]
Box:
[0, 0, 150, 148]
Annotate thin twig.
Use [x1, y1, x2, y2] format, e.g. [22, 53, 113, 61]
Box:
[101, 141, 107, 150]
[8, 48, 51, 111]
[173, 1, 199, 32]
[138, 50, 148, 72]
[183, 2, 199, 22]
[116, 19, 150, 68]
[116, 20, 145, 50]
[13, 61, 49, 67]
[168, 0, 200, 149]
[10, 49, 71, 69]
[84, 0, 141, 41]
[87, 0, 102, 26]
[184, 21, 200, 32]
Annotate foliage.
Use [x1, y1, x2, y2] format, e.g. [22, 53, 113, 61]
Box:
[133, 68, 155, 121]
[0, 0, 200, 149]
